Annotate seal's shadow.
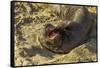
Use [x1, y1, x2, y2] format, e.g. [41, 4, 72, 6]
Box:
[20, 45, 55, 58]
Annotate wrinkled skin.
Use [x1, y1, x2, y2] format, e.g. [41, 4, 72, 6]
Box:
[39, 7, 93, 54]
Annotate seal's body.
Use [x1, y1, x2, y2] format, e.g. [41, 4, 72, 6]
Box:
[39, 7, 93, 54]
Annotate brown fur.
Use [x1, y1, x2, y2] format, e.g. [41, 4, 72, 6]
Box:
[40, 7, 93, 54]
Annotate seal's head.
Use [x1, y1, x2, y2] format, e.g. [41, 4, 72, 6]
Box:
[39, 23, 72, 54]
[42, 23, 62, 47]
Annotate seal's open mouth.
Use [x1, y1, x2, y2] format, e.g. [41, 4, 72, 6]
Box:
[45, 24, 59, 39]
[48, 29, 58, 39]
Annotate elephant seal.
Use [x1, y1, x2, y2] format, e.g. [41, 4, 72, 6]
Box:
[39, 7, 93, 54]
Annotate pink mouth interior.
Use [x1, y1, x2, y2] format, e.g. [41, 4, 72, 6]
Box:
[47, 26, 58, 39]
[49, 31, 56, 37]
[48, 30, 58, 39]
